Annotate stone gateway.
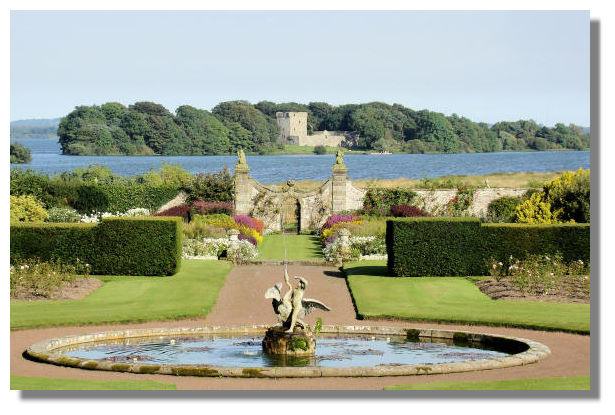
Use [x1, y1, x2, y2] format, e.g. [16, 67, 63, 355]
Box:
[234, 149, 366, 233]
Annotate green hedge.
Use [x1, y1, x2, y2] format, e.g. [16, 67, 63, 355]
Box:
[11, 217, 182, 276]
[386, 217, 590, 277]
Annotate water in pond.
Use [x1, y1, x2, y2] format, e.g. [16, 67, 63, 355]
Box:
[59, 333, 510, 368]
[10, 138, 589, 183]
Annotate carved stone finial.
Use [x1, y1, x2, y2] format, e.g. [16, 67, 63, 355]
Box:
[235, 148, 249, 173]
[332, 149, 347, 173]
[335, 149, 345, 165]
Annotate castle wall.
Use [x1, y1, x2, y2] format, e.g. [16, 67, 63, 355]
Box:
[276, 111, 346, 147]
[298, 131, 346, 147]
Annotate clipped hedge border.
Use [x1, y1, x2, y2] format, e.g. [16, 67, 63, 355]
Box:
[386, 217, 590, 277]
[11, 217, 183, 276]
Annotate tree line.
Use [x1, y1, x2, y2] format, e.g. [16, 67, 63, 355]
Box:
[56, 100, 590, 155]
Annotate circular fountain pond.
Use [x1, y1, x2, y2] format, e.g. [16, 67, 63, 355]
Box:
[25, 325, 550, 378]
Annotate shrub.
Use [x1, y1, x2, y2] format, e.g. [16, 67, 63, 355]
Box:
[139, 164, 192, 188]
[489, 254, 589, 297]
[226, 240, 258, 263]
[192, 200, 234, 216]
[313, 145, 327, 155]
[323, 238, 358, 263]
[543, 169, 590, 223]
[10, 143, 32, 164]
[233, 214, 264, 235]
[182, 238, 229, 258]
[192, 213, 237, 229]
[184, 167, 234, 203]
[390, 204, 430, 217]
[10, 258, 91, 299]
[10, 217, 182, 276]
[322, 214, 360, 231]
[514, 169, 590, 224]
[444, 185, 476, 216]
[515, 192, 559, 224]
[486, 196, 522, 223]
[238, 233, 258, 246]
[386, 217, 590, 277]
[362, 187, 417, 216]
[350, 235, 387, 256]
[236, 224, 263, 245]
[47, 207, 81, 223]
[155, 204, 192, 220]
[183, 221, 227, 239]
[10, 195, 48, 223]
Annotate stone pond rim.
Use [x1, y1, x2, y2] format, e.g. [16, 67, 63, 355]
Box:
[24, 325, 551, 378]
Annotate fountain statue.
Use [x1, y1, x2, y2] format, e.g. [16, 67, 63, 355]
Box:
[263, 267, 330, 356]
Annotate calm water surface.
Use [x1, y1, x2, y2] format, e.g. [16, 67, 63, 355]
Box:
[11, 138, 590, 183]
[59, 333, 509, 368]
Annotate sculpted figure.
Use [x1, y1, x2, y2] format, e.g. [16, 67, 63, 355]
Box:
[335, 149, 344, 165]
[237, 148, 247, 165]
[264, 265, 330, 332]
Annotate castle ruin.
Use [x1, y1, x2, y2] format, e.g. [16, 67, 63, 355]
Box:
[275, 111, 347, 147]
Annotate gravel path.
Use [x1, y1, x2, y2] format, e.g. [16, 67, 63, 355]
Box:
[11, 264, 590, 390]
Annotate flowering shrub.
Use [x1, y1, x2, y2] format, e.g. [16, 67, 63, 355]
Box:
[192, 200, 234, 216]
[79, 208, 150, 223]
[320, 214, 362, 245]
[124, 208, 151, 216]
[322, 214, 359, 231]
[192, 213, 237, 229]
[226, 240, 259, 263]
[322, 238, 358, 263]
[183, 221, 227, 239]
[233, 214, 265, 235]
[10, 258, 91, 299]
[182, 238, 229, 258]
[155, 204, 192, 220]
[362, 187, 417, 216]
[236, 224, 263, 245]
[10, 195, 48, 223]
[349, 236, 387, 256]
[238, 233, 257, 246]
[47, 207, 81, 223]
[515, 192, 559, 224]
[390, 204, 430, 217]
[489, 254, 589, 296]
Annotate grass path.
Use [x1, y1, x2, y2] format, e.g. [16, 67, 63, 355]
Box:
[10, 260, 231, 330]
[345, 261, 590, 333]
[385, 376, 590, 391]
[259, 234, 322, 260]
[11, 375, 176, 390]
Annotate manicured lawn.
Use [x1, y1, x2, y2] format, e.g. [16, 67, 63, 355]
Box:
[344, 261, 590, 333]
[385, 376, 590, 391]
[11, 260, 231, 330]
[11, 375, 176, 390]
[259, 234, 323, 260]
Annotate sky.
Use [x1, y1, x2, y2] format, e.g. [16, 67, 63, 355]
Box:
[10, 10, 589, 126]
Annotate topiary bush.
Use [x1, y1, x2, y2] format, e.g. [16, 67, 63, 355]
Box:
[486, 196, 522, 223]
[10, 217, 182, 276]
[92, 217, 182, 275]
[387, 217, 590, 277]
[10, 195, 48, 223]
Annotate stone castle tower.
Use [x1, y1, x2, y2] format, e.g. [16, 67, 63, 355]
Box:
[275, 111, 346, 147]
[275, 112, 308, 144]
